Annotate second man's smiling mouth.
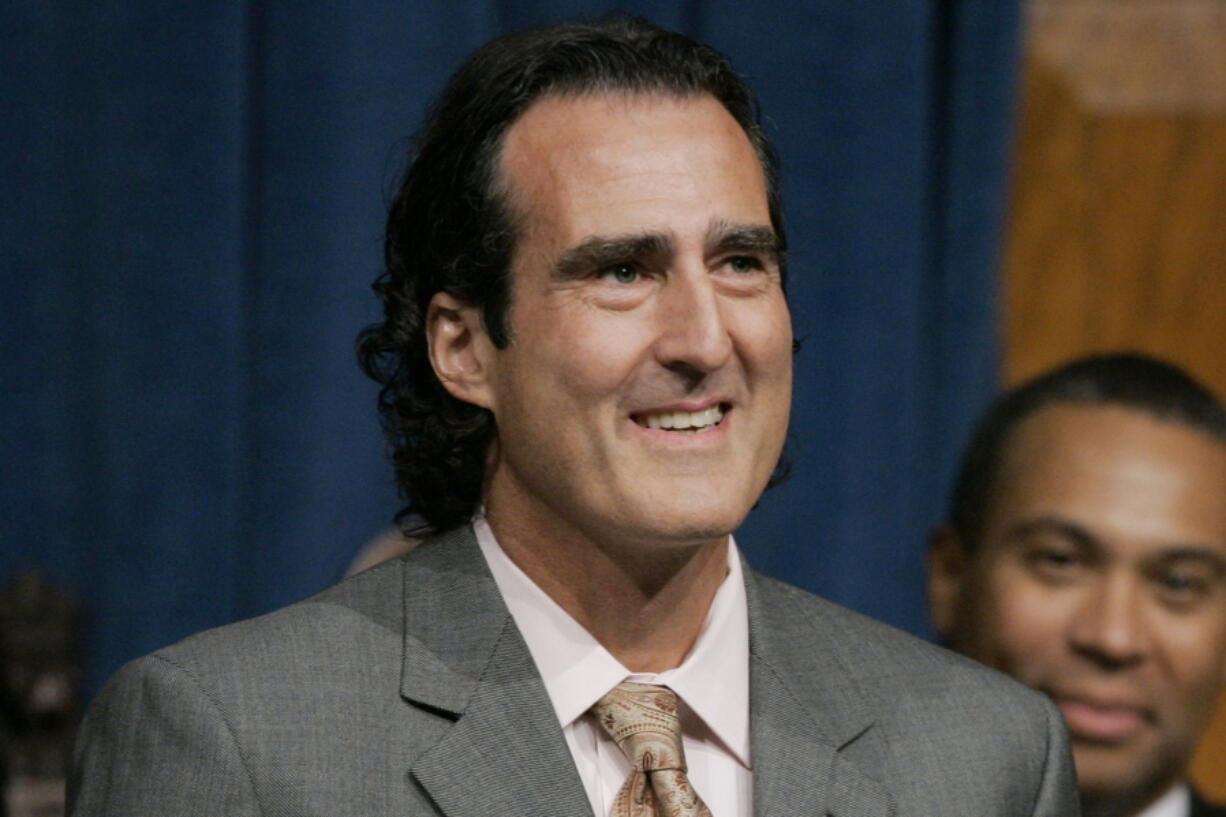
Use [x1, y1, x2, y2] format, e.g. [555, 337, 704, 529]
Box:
[1054, 693, 1153, 743]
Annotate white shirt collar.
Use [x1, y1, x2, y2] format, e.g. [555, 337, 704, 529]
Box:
[1135, 784, 1190, 817]
[474, 514, 751, 766]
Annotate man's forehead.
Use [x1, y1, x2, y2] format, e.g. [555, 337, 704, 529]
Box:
[999, 403, 1226, 483]
[499, 92, 761, 193]
[497, 91, 770, 253]
[987, 403, 1226, 551]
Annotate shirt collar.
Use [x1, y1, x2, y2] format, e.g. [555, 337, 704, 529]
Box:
[1135, 784, 1189, 817]
[474, 515, 751, 767]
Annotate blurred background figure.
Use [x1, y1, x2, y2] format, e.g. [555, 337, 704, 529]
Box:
[0, 573, 82, 817]
[993, 0, 1226, 796]
[345, 529, 417, 577]
[929, 354, 1226, 817]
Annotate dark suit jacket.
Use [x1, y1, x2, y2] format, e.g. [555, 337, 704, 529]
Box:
[69, 526, 1078, 816]
[1194, 789, 1226, 817]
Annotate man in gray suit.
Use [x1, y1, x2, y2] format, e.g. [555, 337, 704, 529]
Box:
[70, 18, 1077, 817]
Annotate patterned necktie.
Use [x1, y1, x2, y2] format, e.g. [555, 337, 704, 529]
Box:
[590, 681, 714, 817]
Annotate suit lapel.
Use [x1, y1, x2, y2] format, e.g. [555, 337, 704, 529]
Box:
[745, 565, 896, 817]
[398, 527, 594, 817]
[395, 532, 894, 817]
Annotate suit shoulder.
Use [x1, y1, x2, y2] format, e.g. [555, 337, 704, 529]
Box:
[147, 556, 407, 687]
[751, 572, 1077, 812]
[74, 555, 455, 816]
[753, 572, 1055, 721]
[757, 571, 1007, 672]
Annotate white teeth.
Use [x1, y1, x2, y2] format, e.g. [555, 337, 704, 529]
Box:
[636, 406, 725, 432]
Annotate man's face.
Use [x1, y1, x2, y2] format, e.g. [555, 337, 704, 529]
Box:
[931, 404, 1226, 810]
[469, 92, 792, 551]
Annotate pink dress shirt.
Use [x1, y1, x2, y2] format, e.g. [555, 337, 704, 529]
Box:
[474, 515, 753, 817]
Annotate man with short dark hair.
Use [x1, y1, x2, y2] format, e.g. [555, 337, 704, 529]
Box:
[71, 18, 1076, 816]
[930, 353, 1226, 817]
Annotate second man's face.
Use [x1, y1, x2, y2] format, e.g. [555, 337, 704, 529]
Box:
[472, 91, 793, 552]
[932, 404, 1226, 808]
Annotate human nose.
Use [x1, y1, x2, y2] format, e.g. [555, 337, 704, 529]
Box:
[652, 266, 733, 374]
[1068, 574, 1150, 670]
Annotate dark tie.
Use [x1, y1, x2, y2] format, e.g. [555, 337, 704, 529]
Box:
[590, 681, 714, 817]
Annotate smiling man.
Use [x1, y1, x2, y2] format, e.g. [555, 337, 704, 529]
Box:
[931, 354, 1226, 817]
[71, 18, 1075, 817]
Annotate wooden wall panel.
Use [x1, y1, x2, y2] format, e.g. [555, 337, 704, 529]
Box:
[1002, 0, 1226, 800]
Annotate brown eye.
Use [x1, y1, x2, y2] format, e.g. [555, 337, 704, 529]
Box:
[1024, 547, 1082, 581]
[727, 255, 760, 273]
[1153, 566, 1212, 608]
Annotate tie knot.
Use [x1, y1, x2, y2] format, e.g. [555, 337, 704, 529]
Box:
[591, 682, 686, 773]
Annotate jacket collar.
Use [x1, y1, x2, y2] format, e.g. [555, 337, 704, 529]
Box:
[397, 526, 892, 817]
[744, 559, 894, 817]
[399, 526, 594, 817]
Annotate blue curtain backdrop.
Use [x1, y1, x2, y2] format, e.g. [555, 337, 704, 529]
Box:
[2, 1, 1019, 696]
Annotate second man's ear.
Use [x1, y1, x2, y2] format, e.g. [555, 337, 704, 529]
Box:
[927, 525, 970, 642]
[425, 292, 498, 411]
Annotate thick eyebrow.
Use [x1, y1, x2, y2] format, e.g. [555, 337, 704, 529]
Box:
[551, 233, 672, 281]
[1002, 516, 1099, 551]
[549, 222, 782, 281]
[1004, 516, 1226, 573]
[705, 221, 783, 263]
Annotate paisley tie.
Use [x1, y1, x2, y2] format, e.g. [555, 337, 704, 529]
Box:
[590, 682, 714, 817]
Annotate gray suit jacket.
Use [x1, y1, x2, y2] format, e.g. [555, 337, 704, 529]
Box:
[70, 526, 1078, 816]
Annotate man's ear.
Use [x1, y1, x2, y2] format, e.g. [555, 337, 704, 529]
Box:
[927, 524, 970, 641]
[426, 292, 497, 410]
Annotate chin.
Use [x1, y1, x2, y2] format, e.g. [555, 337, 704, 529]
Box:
[621, 504, 747, 548]
[1074, 744, 1178, 812]
[595, 474, 764, 547]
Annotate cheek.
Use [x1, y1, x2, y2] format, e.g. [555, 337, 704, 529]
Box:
[1159, 614, 1226, 696]
[737, 298, 793, 369]
[969, 571, 1070, 679]
[510, 315, 648, 403]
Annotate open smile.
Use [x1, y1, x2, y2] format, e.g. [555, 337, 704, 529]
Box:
[631, 403, 730, 433]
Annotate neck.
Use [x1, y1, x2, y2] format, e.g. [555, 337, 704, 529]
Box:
[484, 506, 730, 673]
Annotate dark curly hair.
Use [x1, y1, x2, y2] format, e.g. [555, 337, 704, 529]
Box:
[357, 16, 786, 535]
[948, 352, 1226, 548]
